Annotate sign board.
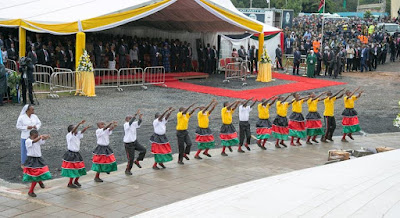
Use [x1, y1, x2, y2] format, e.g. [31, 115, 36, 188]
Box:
[281, 10, 294, 29]
[265, 11, 273, 26]
[238, 8, 266, 24]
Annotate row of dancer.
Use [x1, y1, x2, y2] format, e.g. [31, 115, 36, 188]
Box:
[20, 87, 363, 197]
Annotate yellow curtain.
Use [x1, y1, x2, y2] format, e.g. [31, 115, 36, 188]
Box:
[19, 27, 26, 58]
[258, 33, 264, 61]
[75, 32, 86, 69]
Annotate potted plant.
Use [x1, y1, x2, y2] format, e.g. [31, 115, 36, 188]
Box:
[7, 70, 20, 103]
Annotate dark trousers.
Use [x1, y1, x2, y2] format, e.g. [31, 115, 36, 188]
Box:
[250, 58, 258, 73]
[177, 130, 192, 161]
[124, 141, 146, 171]
[239, 121, 251, 146]
[360, 59, 368, 72]
[353, 58, 360, 71]
[346, 58, 352, 71]
[276, 57, 283, 69]
[323, 116, 336, 139]
[21, 81, 34, 104]
[293, 61, 300, 75]
[316, 61, 322, 76]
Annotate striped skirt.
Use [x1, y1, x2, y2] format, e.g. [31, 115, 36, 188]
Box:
[271, 115, 289, 140]
[61, 150, 87, 178]
[342, 108, 361, 133]
[195, 127, 215, 149]
[91, 145, 118, 173]
[288, 112, 307, 138]
[306, 112, 325, 136]
[150, 133, 173, 163]
[220, 124, 239, 147]
[23, 156, 52, 182]
[256, 119, 272, 140]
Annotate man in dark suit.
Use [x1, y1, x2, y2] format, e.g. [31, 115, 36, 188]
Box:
[7, 43, 17, 61]
[249, 45, 258, 73]
[315, 48, 322, 76]
[19, 57, 35, 105]
[58, 46, 67, 68]
[197, 44, 205, 72]
[170, 40, 178, 72]
[353, 46, 361, 71]
[205, 43, 212, 74]
[185, 43, 192, 72]
[238, 45, 247, 61]
[118, 39, 128, 68]
[275, 44, 283, 70]
[149, 42, 158, 67]
[5, 34, 14, 50]
[293, 47, 301, 75]
[360, 45, 369, 72]
[211, 45, 218, 74]
[37, 44, 50, 66]
[94, 41, 104, 68]
[65, 41, 74, 70]
[27, 45, 38, 65]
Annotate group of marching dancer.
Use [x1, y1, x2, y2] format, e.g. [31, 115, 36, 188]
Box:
[17, 87, 363, 197]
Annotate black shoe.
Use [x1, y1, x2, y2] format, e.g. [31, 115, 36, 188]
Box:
[261, 146, 267, 150]
[153, 166, 160, 170]
[221, 152, 228, 156]
[183, 155, 190, 160]
[67, 183, 79, 189]
[238, 149, 245, 153]
[39, 182, 45, 189]
[30, 102, 35, 105]
[125, 170, 132, 175]
[194, 155, 202, 160]
[106, 172, 110, 174]
[159, 163, 166, 169]
[245, 146, 251, 151]
[74, 181, 82, 187]
[228, 147, 233, 152]
[257, 141, 262, 148]
[177, 161, 184, 165]
[94, 177, 103, 182]
[203, 153, 211, 157]
[134, 161, 142, 168]
[28, 192, 37, 197]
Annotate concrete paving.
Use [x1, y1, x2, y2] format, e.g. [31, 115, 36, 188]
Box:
[0, 133, 399, 217]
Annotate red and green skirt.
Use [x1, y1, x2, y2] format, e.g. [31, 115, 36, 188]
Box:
[288, 112, 307, 138]
[150, 133, 173, 163]
[220, 124, 239, 147]
[91, 145, 118, 173]
[272, 115, 289, 140]
[61, 150, 87, 178]
[195, 127, 215, 149]
[23, 156, 52, 182]
[256, 119, 272, 140]
[342, 108, 361, 133]
[306, 112, 325, 136]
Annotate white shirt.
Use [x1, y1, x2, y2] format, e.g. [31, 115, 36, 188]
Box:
[25, 138, 45, 157]
[153, 118, 167, 135]
[239, 105, 252, 121]
[123, 120, 141, 143]
[96, 128, 112, 146]
[66, 131, 83, 152]
[16, 114, 42, 139]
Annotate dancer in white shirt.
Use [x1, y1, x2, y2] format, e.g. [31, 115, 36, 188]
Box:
[61, 120, 91, 188]
[238, 98, 257, 153]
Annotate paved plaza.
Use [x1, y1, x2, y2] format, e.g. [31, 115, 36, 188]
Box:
[0, 133, 399, 217]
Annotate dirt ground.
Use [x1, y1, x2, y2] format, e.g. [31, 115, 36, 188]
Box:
[0, 60, 399, 183]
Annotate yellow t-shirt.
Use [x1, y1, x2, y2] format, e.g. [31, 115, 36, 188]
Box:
[323, 96, 337, 117]
[258, 103, 271, 119]
[344, 96, 357, 109]
[221, 107, 234, 124]
[276, 101, 290, 117]
[176, 112, 190, 130]
[197, 111, 210, 128]
[307, 98, 319, 112]
[291, 99, 304, 113]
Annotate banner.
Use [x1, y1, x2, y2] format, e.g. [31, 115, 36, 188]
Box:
[318, 0, 325, 13]
[282, 10, 293, 29]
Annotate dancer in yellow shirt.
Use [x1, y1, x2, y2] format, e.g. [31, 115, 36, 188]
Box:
[194, 99, 218, 159]
[288, 93, 308, 146]
[272, 94, 293, 148]
[220, 100, 240, 156]
[176, 103, 199, 165]
[342, 87, 363, 142]
[321, 89, 344, 142]
[305, 92, 326, 144]
[256, 96, 277, 150]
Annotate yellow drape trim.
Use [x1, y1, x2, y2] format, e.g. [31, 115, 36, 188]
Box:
[23, 20, 79, 34]
[19, 27, 26, 58]
[0, 19, 21, 27]
[199, 0, 263, 33]
[258, 33, 264, 60]
[75, 32, 86, 69]
[81, 0, 172, 31]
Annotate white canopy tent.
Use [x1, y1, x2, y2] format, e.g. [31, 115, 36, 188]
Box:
[0, 0, 281, 67]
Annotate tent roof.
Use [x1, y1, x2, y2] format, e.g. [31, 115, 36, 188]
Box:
[0, 0, 280, 34]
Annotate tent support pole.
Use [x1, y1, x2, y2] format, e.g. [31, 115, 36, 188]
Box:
[19, 27, 26, 58]
[258, 33, 264, 61]
[75, 32, 86, 69]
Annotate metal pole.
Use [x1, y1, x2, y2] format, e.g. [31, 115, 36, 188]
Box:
[321, 1, 326, 49]
[250, 0, 252, 8]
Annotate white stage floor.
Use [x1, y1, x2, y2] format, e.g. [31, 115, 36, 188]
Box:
[136, 149, 400, 218]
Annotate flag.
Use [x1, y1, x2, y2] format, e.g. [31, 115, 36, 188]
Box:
[318, 0, 325, 13]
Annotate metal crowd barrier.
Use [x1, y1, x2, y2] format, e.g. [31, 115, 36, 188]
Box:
[143, 67, 165, 86]
[35, 64, 54, 75]
[50, 71, 79, 98]
[224, 62, 246, 85]
[32, 72, 51, 94]
[94, 68, 119, 89]
[54, 67, 73, 73]
[118, 68, 145, 91]
[5, 59, 18, 72]
[284, 55, 307, 73]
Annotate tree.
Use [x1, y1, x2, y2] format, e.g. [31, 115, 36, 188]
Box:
[364, 10, 372, 18]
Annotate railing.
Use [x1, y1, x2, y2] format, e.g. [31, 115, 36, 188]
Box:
[35, 64, 54, 75]
[94, 68, 119, 89]
[118, 68, 145, 90]
[5, 59, 18, 72]
[32, 72, 51, 94]
[50, 71, 79, 98]
[224, 62, 246, 84]
[143, 67, 165, 86]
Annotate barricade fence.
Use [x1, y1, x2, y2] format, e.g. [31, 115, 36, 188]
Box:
[94, 68, 119, 89]
[224, 62, 246, 83]
[33, 72, 51, 94]
[50, 71, 79, 97]
[5, 59, 18, 72]
[143, 67, 165, 85]
[118, 68, 144, 88]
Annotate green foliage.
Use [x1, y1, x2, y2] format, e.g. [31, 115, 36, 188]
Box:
[364, 10, 372, 18]
[7, 70, 20, 96]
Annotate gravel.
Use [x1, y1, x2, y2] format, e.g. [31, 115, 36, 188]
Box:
[1, 61, 399, 183]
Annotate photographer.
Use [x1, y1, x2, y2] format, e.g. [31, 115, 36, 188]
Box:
[19, 57, 35, 105]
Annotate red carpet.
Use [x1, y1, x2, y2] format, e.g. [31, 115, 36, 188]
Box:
[160, 72, 346, 100]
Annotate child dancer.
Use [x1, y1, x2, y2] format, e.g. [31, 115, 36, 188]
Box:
[321, 89, 345, 142]
[256, 96, 277, 150]
[123, 110, 146, 175]
[342, 87, 363, 142]
[272, 95, 292, 148]
[238, 98, 257, 153]
[305, 92, 326, 144]
[151, 107, 175, 170]
[288, 93, 308, 146]
[176, 103, 198, 165]
[92, 121, 118, 182]
[220, 100, 240, 156]
[61, 120, 91, 188]
[23, 130, 51, 197]
[194, 99, 217, 159]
